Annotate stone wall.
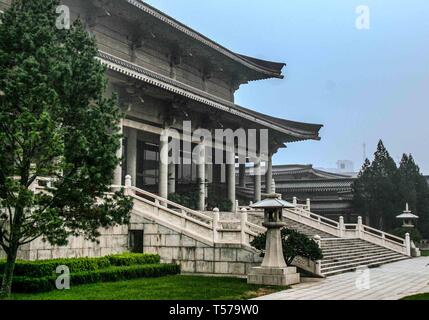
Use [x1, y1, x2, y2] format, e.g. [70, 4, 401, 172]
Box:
[2, 214, 261, 278]
[132, 217, 262, 276]
[1, 225, 129, 261]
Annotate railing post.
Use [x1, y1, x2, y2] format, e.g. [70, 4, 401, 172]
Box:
[405, 233, 411, 256]
[235, 200, 240, 214]
[306, 198, 311, 211]
[125, 175, 132, 195]
[339, 216, 345, 238]
[313, 235, 322, 276]
[357, 216, 363, 238]
[213, 208, 220, 243]
[292, 197, 297, 206]
[241, 208, 248, 245]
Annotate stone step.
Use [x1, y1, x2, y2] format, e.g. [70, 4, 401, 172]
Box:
[322, 248, 394, 260]
[322, 252, 401, 267]
[322, 245, 380, 253]
[321, 255, 407, 274]
[321, 239, 377, 245]
[321, 241, 373, 247]
[322, 256, 409, 276]
[322, 242, 382, 249]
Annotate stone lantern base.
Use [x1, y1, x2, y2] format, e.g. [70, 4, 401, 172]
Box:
[247, 266, 300, 286]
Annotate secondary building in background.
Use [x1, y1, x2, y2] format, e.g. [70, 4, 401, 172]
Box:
[237, 164, 357, 222]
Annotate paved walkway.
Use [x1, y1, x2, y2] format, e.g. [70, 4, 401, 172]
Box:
[256, 257, 429, 300]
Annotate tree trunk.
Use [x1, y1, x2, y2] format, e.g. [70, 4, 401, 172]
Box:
[0, 245, 18, 299]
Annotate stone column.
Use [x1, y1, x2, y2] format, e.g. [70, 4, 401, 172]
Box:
[126, 127, 137, 186]
[113, 119, 123, 186]
[159, 129, 169, 201]
[227, 148, 236, 212]
[239, 163, 246, 188]
[265, 154, 273, 193]
[254, 158, 261, 202]
[168, 163, 176, 195]
[197, 142, 206, 211]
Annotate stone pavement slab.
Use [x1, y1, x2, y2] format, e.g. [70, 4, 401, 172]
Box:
[254, 257, 429, 300]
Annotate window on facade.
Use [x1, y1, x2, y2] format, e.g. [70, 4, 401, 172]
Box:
[176, 144, 198, 184]
[129, 230, 144, 253]
[136, 141, 159, 188]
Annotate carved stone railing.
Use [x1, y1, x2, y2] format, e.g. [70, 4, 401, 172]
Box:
[288, 206, 409, 256]
[116, 177, 262, 248]
[240, 199, 410, 256]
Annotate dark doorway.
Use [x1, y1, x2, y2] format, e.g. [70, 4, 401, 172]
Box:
[129, 230, 144, 253]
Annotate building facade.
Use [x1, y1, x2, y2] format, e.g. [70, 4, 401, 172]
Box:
[0, 0, 323, 260]
[237, 164, 356, 222]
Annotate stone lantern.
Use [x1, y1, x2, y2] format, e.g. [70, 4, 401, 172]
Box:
[247, 194, 300, 286]
[396, 203, 418, 228]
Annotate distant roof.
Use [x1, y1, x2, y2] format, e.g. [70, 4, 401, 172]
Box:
[272, 164, 353, 180]
[276, 179, 354, 193]
[125, 0, 286, 80]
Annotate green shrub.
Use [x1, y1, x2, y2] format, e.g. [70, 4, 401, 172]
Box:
[207, 185, 232, 212]
[250, 228, 323, 265]
[5, 263, 181, 293]
[168, 191, 199, 210]
[107, 253, 160, 266]
[391, 227, 422, 242]
[0, 257, 111, 278]
[0, 253, 161, 278]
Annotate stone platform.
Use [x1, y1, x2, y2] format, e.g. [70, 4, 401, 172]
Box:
[247, 266, 300, 286]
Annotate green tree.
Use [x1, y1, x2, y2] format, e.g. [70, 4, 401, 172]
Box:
[250, 228, 323, 265]
[352, 158, 372, 224]
[0, 0, 132, 297]
[397, 154, 429, 238]
[353, 141, 399, 230]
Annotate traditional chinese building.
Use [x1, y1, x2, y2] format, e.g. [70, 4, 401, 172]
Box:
[0, 0, 322, 257]
[0, 1, 412, 276]
[237, 164, 356, 221]
[63, 0, 322, 210]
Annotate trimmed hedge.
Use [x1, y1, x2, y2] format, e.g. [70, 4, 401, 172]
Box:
[0, 253, 160, 278]
[6, 264, 181, 293]
[107, 253, 160, 266]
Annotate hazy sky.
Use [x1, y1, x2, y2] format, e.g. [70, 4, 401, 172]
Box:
[145, 0, 429, 174]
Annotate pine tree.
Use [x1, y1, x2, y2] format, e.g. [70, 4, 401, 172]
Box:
[0, 0, 132, 297]
[370, 141, 399, 230]
[397, 154, 429, 238]
[352, 158, 372, 223]
[353, 141, 399, 230]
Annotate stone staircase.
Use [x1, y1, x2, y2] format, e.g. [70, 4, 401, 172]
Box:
[283, 217, 335, 239]
[121, 181, 411, 278]
[320, 238, 409, 276]
[245, 205, 411, 277]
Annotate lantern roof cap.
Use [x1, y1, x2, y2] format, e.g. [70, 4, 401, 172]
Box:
[396, 203, 419, 219]
[250, 194, 295, 209]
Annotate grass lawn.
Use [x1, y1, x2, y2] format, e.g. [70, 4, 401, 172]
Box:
[401, 293, 429, 300]
[10, 275, 288, 300]
[421, 250, 429, 257]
